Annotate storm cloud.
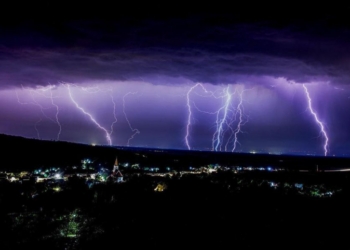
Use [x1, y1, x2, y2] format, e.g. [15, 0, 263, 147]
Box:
[1, 10, 350, 88]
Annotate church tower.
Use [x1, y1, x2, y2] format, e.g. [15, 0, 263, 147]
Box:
[113, 157, 119, 172]
[112, 157, 123, 183]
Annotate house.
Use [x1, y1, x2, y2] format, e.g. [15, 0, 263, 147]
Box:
[112, 170, 123, 183]
[154, 183, 167, 192]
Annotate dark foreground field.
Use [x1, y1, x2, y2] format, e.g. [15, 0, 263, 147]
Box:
[1, 171, 350, 249]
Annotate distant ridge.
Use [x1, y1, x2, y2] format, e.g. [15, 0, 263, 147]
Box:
[1, 134, 350, 172]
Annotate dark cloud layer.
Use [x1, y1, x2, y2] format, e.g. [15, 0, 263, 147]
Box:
[2, 7, 350, 87]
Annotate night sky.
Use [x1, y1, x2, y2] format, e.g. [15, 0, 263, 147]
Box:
[1, 5, 350, 156]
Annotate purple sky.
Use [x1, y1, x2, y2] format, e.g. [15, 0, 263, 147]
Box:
[1, 7, 350, 156]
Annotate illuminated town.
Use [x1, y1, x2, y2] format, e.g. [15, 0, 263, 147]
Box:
[0, 156, 341, 198]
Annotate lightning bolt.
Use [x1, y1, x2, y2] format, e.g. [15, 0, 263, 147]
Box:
[122, 92, 140, 146]
[49, 88, 62, 141]
[210, 106, 225, 151]
[16, 85, 55, 123]
[231, 88, 245, 152]
[110, 93, 118, 136]
[192, 98, 229, 151]
[223, 117, 237, 152]
[185, 83, 217, 150]
[192, 102, 220, 115]
[66, 84, 113, 146]
[80, 85, 113, 94]
[223, 93, 246, 152]
[213, 86, 232, 151]
[16, 90, 41, 138]
[186, 83, 245, 152]
[35, 118, 42, 139]
[33, 85, 62, 141]
[302, 84, 329, 156]
[70, 83, 118, 137]
[28, 89, 56, 123]
[16, 87, 56, 139]
[185, 85, 196, 150]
